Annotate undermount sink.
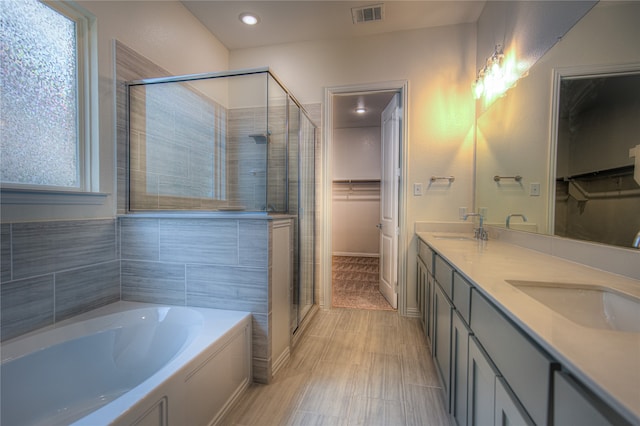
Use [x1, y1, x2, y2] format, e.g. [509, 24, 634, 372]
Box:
[506, 280, 640, 333]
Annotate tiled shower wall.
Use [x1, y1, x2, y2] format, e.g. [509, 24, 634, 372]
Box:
[118, 41, 284, 214]
[118, 216, 273, 382]
[0, 220, 120, 341]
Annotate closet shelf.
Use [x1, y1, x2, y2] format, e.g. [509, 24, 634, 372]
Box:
[333, 179, 381, 184]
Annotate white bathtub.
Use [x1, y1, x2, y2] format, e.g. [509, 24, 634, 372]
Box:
[1, 302, 252, 426]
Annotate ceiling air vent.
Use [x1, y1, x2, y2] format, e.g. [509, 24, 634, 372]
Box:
[351, 4, 384, 24]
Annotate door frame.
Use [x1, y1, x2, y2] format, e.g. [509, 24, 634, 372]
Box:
[322, 80, 409, 315]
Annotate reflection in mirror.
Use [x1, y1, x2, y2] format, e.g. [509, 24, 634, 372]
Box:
[475, 1, 640, 250]
[553, 71, 640, 248]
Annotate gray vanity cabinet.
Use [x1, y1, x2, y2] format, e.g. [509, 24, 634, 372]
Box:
[418, 239, 554, 426]
[470, 289, 555, 425]
[417, 240, 434, 344]
[433, 282, 453, 409]
[451, 311, 471, 426]
[416, 257, 429, 339]
[467, 335, 497, 426]
[418, 237, 632, 426]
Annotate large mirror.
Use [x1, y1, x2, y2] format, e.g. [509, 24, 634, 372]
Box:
[554, 70, 640, 247]
[475, 1, 640, 249]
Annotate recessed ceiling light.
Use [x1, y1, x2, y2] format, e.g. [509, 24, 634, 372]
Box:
[356, 107, 367, 114]
[239, 13, 259, 26]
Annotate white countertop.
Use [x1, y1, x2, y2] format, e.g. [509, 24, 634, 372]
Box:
[417, 231, 640, 424]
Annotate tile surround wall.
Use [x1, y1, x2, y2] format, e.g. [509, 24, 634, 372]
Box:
[0, 220, 120, 341]
[119, 216, 275, 383]
[1, 216, 280, 384]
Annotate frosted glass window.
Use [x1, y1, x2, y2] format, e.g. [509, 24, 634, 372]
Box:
[1, 0, 80, 188]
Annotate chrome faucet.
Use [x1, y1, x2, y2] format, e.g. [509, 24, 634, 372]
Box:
[633, 231, 640, 249]
[506, 213, 528, 229]
[463, 213, 488, 240]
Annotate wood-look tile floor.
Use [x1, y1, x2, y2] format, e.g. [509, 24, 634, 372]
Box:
[221, 309, 451, 426]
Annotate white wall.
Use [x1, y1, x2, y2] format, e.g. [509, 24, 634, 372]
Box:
[332, 127, 381, 256]
[333, 127, 381, 180]
[1, 1, 229, 222]
[230, 23, 477, 312]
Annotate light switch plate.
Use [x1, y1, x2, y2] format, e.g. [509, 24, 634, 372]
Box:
[413, 183, 423, 196]
[530, 183, 541, 196]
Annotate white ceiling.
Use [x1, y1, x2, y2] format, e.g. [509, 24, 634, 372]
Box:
[332, 91, 397, 128]
[181, 1, 485, 129]
[181, 1, 486, 51]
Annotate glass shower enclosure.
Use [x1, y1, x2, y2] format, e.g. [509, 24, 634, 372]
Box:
[126, 68, 315, 331]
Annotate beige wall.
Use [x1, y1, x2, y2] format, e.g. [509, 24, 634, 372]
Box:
[230, 24, 477, 313]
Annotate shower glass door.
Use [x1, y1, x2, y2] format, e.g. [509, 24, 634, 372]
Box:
[297, 110, 316, 328]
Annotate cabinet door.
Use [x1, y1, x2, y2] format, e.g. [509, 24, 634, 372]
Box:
[433, 283, 452, 408]
[495, 376, 534, 426]
[417, 260, 425, 329]
[451, 311, 471, 426]
[425, 271, 433, 343]
[468, 336, 497, 426]
[470, 289, 555, 426]
[553, 371, 624, 426]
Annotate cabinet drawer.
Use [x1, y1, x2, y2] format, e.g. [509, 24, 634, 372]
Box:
[453, 272, 472, 324]
[434, 255, 453, 299]
[418, 240, 434, 274]
[470, 289, 556, 426]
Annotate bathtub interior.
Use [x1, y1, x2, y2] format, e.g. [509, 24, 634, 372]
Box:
[1, 305, 204, 426]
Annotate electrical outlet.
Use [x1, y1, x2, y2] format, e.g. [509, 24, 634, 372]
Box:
[459, 207, 467, 219]
[413, 183, 423, 196]
[530, 183, 541, 196]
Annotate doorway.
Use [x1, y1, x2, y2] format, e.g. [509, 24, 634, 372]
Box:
[322, 81, 408, 313]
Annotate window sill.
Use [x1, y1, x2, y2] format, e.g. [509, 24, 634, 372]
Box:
[0, 188, 110, 205]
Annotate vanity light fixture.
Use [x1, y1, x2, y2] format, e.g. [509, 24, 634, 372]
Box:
[239, 12, 260, 25]
[473, 44, 525, 102]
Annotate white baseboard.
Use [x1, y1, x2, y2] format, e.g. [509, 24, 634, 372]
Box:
[271, 347, 290, 378]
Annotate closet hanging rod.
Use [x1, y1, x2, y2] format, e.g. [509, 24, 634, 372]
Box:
[494, 175, 522, 182]
[332, 179, 381, 184]
[430, 176, 455, 183]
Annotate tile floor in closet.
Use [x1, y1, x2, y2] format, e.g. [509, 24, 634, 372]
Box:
[331, 256, 394, 311]
[221, 308, 451, 425]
